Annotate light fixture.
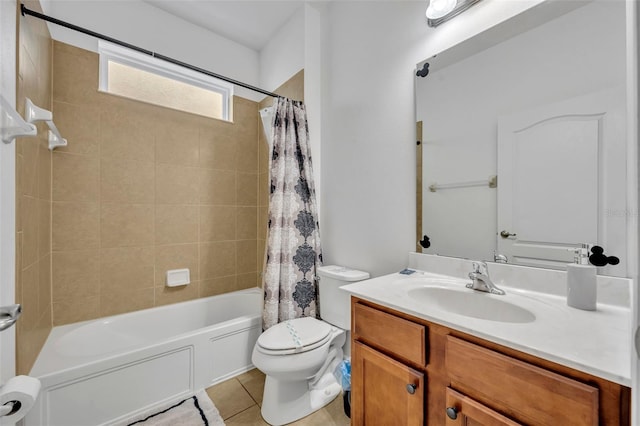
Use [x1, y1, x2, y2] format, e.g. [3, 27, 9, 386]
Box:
[426, 0, 482, 27]
[426, 0, 457, 20]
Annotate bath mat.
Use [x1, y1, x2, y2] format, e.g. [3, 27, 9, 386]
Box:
[113, 390, 225, 426]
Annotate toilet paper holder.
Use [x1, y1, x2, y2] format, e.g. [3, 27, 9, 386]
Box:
[0, 304, 21, 332]
[0, 400, 20, 417]
[0, 375, 41, 423]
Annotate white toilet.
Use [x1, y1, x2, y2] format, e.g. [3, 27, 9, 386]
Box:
[252, 265, 369, 425]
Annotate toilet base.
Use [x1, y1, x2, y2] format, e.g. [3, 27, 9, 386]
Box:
[260, 371, 342, 425]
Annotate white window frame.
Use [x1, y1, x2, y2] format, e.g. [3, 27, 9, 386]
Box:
[98, 40, 233, 121]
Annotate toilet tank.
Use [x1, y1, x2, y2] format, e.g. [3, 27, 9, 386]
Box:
[317, 265, 369, 330]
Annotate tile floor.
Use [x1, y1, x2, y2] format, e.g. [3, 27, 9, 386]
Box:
[206, 369, 351, 426]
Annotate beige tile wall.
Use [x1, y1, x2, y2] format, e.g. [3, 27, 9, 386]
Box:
[257, 70, 305, 280]
[13, 5, 305, 370]
[51, 42, 263, 325]
[15, 0, 53, 374]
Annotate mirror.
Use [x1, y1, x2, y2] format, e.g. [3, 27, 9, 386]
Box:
[416, 1, 628, 277]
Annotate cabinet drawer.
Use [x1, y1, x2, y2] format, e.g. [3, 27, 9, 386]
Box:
[446, 336, 598, 425]
[353, 302, 426, 365]
[445, 387, 521, 425]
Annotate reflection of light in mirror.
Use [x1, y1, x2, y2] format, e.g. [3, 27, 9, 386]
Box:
[426, 0, 457, 20]
[425, 0, 483, 27]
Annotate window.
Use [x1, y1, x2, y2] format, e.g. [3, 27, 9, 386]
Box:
[98, 41, 233, 121]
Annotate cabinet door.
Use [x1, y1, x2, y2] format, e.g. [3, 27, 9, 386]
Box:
[352, 341, 424, 426]
[445, 388, 521, 426]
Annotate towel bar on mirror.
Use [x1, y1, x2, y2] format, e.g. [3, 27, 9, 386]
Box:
[429, 175, 497, 192]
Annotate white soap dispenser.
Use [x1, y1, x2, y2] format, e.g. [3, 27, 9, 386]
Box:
[566, 244, 597, 311]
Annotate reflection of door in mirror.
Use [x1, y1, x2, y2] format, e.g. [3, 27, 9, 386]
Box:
[497, 89, 626, 276]
[416, 1, 627, 276]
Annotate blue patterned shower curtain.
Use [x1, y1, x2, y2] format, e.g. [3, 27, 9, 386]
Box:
[262, 97, 322, 330]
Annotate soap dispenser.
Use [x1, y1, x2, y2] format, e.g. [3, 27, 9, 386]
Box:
[566, 244, 597, 311]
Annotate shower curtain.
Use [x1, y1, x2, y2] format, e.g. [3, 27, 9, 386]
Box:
[262, 97, 322, 330]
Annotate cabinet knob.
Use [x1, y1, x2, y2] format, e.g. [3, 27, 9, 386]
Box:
[406, 384, 417, 394]
[445, 406, 458, 420]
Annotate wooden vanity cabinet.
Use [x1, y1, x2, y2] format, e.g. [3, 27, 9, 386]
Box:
[350, 297, 630, 426]
[352, 342, 425, 425]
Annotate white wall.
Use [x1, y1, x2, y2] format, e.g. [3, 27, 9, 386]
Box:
[259, 7, 305, 93]
[259, 4, 325, 221]
[321, 1, 429, 277]
[303, 3, 326, 222]
[39, 0, 262, 101]
[0, 0, 17, 381]
[320, 0, 561, 278]
[627, 2, 640, 424]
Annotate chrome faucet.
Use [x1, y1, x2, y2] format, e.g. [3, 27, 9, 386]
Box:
[493, 252, 508, 264]
[467, 261, 505, 295]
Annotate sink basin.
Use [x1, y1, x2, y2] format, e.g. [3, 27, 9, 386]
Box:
[407, 286, 536, 323]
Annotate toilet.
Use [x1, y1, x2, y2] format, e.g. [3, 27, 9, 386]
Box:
[252, 265, 369, 425]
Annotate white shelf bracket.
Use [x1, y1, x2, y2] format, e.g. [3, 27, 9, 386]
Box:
[24, 97, 67, 150]
[0, 95, 37, 144]
[25, 97, 52, 123]
[48, 128, 67, 151]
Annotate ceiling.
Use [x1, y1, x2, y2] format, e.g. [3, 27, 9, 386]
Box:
[144, 0, 306, 51]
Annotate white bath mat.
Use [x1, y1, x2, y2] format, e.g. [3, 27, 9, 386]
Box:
[114, 390, 225, 426]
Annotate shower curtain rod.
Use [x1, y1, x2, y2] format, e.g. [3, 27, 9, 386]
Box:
[20, 4, 281, 99]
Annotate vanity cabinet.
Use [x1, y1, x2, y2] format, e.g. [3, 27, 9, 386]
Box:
[351, 297, 630, 426]
[352, 342, 424, 425]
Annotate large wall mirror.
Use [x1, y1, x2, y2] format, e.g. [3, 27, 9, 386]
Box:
[416, 1, 628, 277]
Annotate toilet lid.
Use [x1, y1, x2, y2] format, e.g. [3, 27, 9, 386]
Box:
[257, 317, 332, 353]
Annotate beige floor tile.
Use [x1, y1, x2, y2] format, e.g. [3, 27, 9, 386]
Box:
[206, 378, 256, 420]
[289, 395, 350, 426]
[225, 405, 269, 426]
[237, 369, 266, 406]
[322, 394, 351, 426]
[289, 408, 335, 426]
[209, 370, 350, 426]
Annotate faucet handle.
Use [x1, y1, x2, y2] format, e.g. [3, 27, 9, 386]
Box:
[493, 252, 508, 263]
[471, 261, 485, 273]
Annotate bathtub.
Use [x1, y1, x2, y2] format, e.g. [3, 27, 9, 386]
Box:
[25, 288, 262, 426]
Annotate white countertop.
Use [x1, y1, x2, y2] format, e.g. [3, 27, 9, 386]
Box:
[342, 269, 632, 386]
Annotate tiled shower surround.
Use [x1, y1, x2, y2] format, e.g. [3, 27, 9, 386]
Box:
[50, 41, 265, 325]
[15, 25, 304, 373]
[16, 0, 53, 375]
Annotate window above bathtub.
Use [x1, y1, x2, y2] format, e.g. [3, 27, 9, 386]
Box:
[98, 41, 233, 121]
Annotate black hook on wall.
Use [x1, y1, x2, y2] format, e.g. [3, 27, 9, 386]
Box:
[419, 235, 431, 249]
[416, 62, 430, 78]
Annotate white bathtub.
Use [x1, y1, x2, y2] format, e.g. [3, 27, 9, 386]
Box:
[26, 288, 262, 426]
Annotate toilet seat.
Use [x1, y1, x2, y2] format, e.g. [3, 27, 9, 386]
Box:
[257, 317, 333, 355]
